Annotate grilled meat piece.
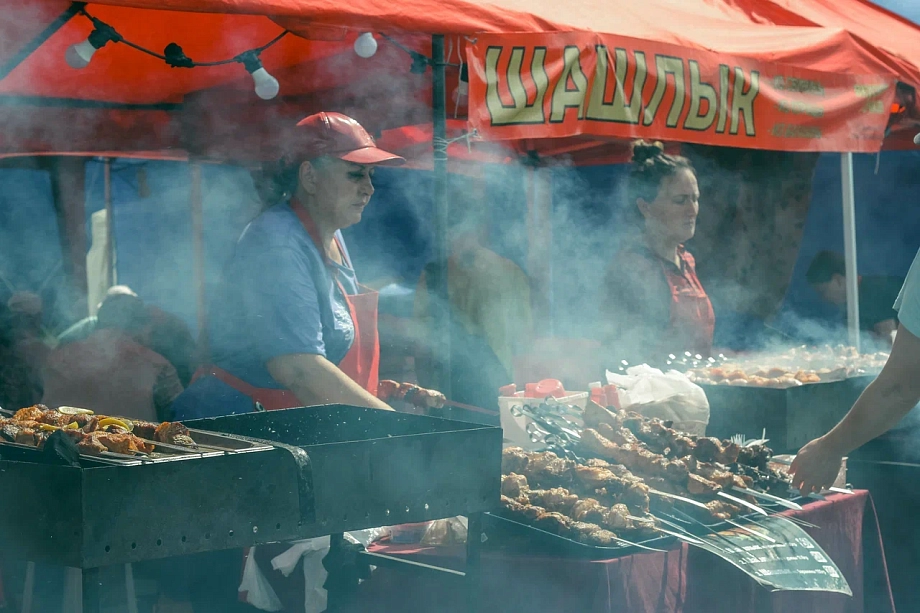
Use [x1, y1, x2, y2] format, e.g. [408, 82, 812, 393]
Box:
[587, 528, 619, 546]
[532, 512, 572, 535]
[570, 498, 606, 524]
[692, 438, 722, 462]
[736, 444, 772, 470]
[96, 433, 153, 455]
[77, 433, 109, 455]
[154, 422, 195, 446]
[716, 442, 741, 464]
[502, 447, 531, 475]
[501, 473, 529, 500]
[602, 504, 631, 531]
[132, 420, 160, 439]
[583, 427, 689, 482]
[687, 473, 721, 496]
[13, 406, 47, 422]
[528, 488, 579, 514]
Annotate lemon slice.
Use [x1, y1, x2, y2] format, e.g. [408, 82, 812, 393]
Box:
[58, 407, 94, 416]
[98, 417, 134, 432]
[39, 423, 60, 431]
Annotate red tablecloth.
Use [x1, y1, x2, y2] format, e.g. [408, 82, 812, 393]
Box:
[349, 491, 894, 613]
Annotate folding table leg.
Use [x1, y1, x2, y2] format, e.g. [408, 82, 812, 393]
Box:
[81, 568, 102, 613]
[324, 533, 346, 613]
[466, 513, 483, 613]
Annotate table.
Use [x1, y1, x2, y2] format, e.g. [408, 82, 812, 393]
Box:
[345, 492, 894, 613]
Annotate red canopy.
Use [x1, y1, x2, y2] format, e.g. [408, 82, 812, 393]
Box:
[0, 0, 918, 161]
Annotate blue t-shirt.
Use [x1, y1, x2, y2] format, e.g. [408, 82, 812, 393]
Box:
[895, 247, 920, 337]
[171, 202, 358, 419]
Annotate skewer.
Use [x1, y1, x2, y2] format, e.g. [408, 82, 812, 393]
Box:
[717, 491, 768, 516]
[648, 489, 711, 510]
[627, 515, 704, 545]
[731, 486, 803, 511]
[725, 519, 776, 543]
[668, 507, 742, 553]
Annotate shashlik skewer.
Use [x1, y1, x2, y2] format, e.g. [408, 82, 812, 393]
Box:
[1, 405, 198, 457]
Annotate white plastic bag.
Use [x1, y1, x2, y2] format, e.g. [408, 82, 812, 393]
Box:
[239, 547, 284, 612]
[606, 365, 709, 435]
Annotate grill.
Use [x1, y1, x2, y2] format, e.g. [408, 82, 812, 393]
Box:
[701, 376, 874, 452]
[0, 405, 502, 612]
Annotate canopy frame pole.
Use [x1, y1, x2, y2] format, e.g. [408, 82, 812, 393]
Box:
[190, 162, 208, 358]
[103, 157, 116, 288]
[841, 152, 860, 351]
[0, 2, 85, 81]
[430, 35, 452, 402]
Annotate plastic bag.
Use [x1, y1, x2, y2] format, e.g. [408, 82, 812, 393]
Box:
[239, 547, 283, 612]
[606, 365, 709, 435]
[420, 516, 468, 546]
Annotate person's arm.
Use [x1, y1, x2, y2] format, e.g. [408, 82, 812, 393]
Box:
[267, 353, 392, 410]
[790, 323, 920, 493]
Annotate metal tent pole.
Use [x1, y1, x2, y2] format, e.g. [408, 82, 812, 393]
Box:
[103, 158, 116, 288]
[431, 35, 452, 402]
[190, 162, 208, 357]
[841, 152, 860, 351]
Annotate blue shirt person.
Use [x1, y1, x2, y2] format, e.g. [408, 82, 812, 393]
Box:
[170, 112, 404, 419]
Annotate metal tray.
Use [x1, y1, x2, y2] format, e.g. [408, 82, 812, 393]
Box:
[0, 426, 272, 465]
[482, 512, 676, 559]
[185, 404, 504, 536]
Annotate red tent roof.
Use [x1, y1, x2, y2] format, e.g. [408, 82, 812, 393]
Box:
[0, 0, 917, 161]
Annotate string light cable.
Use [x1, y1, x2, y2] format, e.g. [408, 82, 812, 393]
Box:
[65, 7, 288, 99]
[433, 129, 480, 161]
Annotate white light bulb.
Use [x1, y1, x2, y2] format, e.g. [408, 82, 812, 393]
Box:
[354, 33, 378, 59]
[66, 39, 98, 69]
[251, 67, 280, 100]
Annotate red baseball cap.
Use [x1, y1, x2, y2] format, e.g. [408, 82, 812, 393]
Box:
[294, 112, 405, 166]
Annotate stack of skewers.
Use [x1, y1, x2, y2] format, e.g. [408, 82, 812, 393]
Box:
[498, 402, 823, 550]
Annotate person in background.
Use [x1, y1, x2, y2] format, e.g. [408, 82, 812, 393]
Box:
[145, 305, 199, 387]
[413, 197, 533, 413]
[806, 250, 903, 346]
[41, 293, 183, 422]
[57, 285, 198, 386]
[3, 292, 51, 406]
[171, 112, 403, 419]
[56, 285, 138, 345]
[601, 140, 713, 367]
[0, 302, 41, 410]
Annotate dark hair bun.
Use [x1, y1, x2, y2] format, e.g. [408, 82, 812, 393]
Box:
[631, 140, 665, 165]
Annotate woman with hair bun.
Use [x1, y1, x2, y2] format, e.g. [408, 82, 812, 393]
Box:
[601, 140, 714, 365]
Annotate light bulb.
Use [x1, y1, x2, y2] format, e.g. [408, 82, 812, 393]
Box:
[250, 67, 280, 100]
[354, 33, 378, 59]
[66, 39, 98, 69]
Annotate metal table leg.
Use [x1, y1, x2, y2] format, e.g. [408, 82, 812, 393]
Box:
[324, 533, 346, 613]
[466, 513, 482, 613]
[81, 568, 101, 613]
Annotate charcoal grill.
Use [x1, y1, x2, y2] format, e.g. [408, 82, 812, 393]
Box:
[701, 376, 874, 452]
[0, 405, 502, 612]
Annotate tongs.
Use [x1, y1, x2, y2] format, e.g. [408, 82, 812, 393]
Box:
[510, 402, 583, 459]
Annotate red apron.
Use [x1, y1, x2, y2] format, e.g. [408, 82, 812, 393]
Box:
[196, 200, 380, 410]
[661, 249, 715, 357]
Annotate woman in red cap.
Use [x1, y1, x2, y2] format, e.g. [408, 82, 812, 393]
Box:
[601, 140, 714, 366]
[172, 112, 405, 418]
